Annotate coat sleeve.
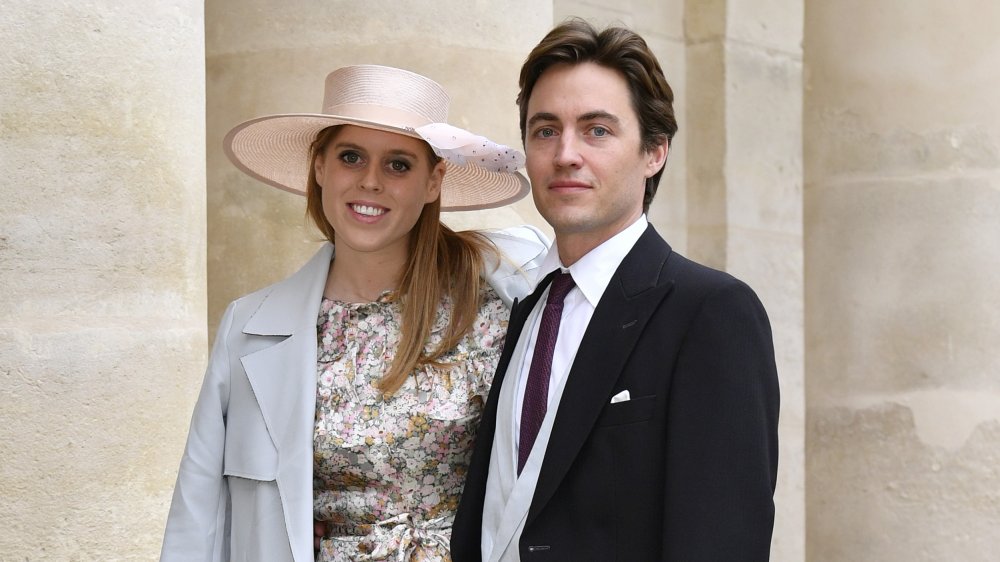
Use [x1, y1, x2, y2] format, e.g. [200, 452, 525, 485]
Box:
[160, 303, 236, 562]
[662, 280, 780, 561]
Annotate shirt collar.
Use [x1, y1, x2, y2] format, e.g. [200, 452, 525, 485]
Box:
[533, 214, 648, 307]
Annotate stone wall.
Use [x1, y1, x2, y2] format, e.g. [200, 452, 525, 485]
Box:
[805, 0, 1000, 559]
[1, 1, 207, 559]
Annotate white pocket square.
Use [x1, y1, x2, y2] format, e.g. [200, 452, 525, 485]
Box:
[610, 390, 631, 404]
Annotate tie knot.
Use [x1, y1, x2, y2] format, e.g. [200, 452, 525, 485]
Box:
[546, 271, 575, 305]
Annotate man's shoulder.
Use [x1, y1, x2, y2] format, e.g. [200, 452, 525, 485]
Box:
[616, 225, 748, 298]
[665, 250, 737, 287]
[659, 248, 765, 313]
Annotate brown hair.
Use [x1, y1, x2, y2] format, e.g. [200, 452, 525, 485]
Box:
[306, 125, 495, 396]
[517, 18, 678, 212]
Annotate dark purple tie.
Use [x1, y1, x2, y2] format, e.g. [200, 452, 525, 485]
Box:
[518, 271, 576, 475]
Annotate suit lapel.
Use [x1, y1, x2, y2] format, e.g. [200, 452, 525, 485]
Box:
[239, 243, 331, 562]
[527, 228, 674, 524]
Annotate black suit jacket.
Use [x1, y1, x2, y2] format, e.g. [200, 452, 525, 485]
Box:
[452, 225, 779, 561]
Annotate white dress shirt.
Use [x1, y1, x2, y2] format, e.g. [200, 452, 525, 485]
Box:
[511, 214, 648, 464]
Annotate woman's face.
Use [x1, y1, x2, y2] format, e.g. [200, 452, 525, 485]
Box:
[314, 125, 444, 261]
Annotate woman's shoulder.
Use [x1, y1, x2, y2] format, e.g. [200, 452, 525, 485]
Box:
[219, 243, 334, 332]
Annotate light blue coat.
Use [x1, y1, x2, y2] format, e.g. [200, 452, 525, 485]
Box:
[160, 227, 548, 562]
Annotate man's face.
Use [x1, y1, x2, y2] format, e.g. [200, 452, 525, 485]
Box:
[524, 62, 666, 263]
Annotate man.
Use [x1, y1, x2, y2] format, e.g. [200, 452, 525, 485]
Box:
[452, 19, 779, 561]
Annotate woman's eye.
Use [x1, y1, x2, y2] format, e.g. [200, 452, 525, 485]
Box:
[388, 160, 411, 172]
[339, 151, 362, 165]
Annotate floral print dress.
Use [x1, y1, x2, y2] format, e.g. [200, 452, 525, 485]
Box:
[314, 285, 507, 561]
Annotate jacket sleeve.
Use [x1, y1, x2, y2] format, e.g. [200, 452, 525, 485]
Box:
[480, 225, 550, 307]
[160, 303, 236, 562]
[662, 280, 780, 561]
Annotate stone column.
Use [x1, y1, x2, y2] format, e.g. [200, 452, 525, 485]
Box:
[0, 1, 206, 559]
[206, 0, 553, 338]
[805, 1, 1000, 560]
[686, 0, 806, 560]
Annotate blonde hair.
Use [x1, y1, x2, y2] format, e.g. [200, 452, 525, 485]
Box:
[306, 126, 496, 395]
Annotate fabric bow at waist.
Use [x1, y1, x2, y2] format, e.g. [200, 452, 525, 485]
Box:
[326, 513, 452, 562]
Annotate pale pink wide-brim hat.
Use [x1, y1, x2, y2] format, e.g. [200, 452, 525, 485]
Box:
[223, 64, 529, 211]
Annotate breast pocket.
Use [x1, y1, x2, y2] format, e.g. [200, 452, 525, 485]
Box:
[594, 394, 656, 427]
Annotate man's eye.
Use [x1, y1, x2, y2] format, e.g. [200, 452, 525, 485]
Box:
[537, 128, 556, 138]
[592, 126, 609, 137]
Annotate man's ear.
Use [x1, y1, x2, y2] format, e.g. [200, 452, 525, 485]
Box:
[644, 142, 668, 178]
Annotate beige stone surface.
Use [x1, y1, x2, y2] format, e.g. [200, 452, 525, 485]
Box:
[808, 405, 1000, 561]
[805, 0, 1000, 558]
[805, 0, 1000, 134]
[728, 0, 803, 52]
[684, 0, 727, 42]
[807, 177, 1000, 399]
[725, 44, 803, 234]
[684, 38, 728, 268]
[1, 1, 206, 559]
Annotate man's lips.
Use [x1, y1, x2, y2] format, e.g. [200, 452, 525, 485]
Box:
[548, 180, 592, 191]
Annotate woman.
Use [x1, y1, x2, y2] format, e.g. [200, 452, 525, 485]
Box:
[160, 65, 546, 562]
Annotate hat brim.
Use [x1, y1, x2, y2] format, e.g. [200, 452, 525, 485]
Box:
[223, 114, 529, 211]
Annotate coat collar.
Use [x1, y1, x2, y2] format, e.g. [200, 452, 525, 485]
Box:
[243, 243, 333, 337]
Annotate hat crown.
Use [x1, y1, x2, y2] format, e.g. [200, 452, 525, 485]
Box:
[322, 65, 450, 126]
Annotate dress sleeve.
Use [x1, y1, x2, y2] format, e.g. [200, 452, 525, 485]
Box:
[160, 303, 236, 562]
[464, 289, 509, 401]
[481, 225, 550, 306]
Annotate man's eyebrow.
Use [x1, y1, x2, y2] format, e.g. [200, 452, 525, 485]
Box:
[527, 112, 559, 127]
[527, 111, 622, 128]
[579, 111, 620, 125]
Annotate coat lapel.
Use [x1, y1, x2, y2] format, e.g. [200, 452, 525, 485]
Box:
[527, 227, 674, 524]
[239, 243, 332, 562]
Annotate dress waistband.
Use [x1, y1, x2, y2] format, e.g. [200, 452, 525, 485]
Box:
[324, 522, 373, 537]
[323, 513, 452, 538]
[322, 513, 452, 561]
